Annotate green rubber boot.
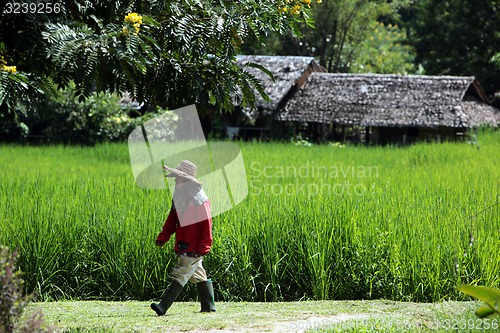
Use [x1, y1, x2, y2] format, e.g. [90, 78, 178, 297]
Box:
[150, 280, 183, 316]
[197, 278, 216, 312]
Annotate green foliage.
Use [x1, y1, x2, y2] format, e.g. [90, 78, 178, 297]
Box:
[0, 83, 179, 144]
[255, 0, 414, 74]
[42, 20, 155, 101]
[125, 0, 316, 111]
[35, 84, 135, 144]
[0, 247, 48, 333]
[0, 70, 47, 116]
[0, 49, 48, 140]
[0, 0, 315, 117]
[458, 285, 500, 318]
[351, 22, 415, 74]
[490, 53, 500, 69]
[0, 247, 24, 333]
[406, 0, 500, 95]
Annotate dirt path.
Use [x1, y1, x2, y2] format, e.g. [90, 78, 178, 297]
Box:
[26, 300, 480, 333]
[272, 313, 373, 333]
[181, 313, 372, 333]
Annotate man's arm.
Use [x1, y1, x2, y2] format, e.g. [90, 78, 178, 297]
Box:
[156, 209, 177, 246]
[197, 201, 213, 255]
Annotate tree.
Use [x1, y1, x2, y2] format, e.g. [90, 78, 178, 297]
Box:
[248, 0, 414, 74]
[0, 0, 320, 116]
[406, 0, 500, 96]
[350, 21, 416, 74]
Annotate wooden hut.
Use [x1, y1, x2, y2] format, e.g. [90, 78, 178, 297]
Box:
[277, 73, 500, 144]
[227, 55, 325, 140]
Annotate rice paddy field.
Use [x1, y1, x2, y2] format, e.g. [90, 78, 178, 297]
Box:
[0, 130, 499, 303]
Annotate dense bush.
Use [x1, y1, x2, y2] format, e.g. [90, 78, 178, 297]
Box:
[37, 86, 134, 144]
[0, 85, 177, 145]
[0, 247, 48, 333]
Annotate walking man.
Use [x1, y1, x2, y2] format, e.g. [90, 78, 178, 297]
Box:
[151, 160, 216, 315]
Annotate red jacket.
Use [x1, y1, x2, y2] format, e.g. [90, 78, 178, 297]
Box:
[156, 200, 213, 255]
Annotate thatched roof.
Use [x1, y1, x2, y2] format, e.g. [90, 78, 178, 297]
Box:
[461, 96, 500, 127]
[277, 73, 500, 128]
[235, 55, 323, 118]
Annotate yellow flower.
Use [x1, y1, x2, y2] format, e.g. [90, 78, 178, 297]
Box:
[124, 12, 142, 34]
[125, 13, 142, 24]
[290, 4, 301, 15]
[279, 6, 288, 13]
[302, 0, 311, 4]
[1, 65, 17, 73]
[316, 0, 322, 3]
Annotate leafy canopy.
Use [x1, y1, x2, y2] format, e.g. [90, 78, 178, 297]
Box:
[0, 0, 320, 115]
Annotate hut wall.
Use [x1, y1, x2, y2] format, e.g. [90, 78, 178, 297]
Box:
[373, 127, 411, 145]
[372, 126, 466, 145]
[418, 126, 466, 142]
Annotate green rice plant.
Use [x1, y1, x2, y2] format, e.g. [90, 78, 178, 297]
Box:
[0, 130, 499, 302]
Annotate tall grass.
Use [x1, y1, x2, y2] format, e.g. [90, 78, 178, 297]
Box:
[0, 130, 498, 302]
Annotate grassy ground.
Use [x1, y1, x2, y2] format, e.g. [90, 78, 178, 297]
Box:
[26, 300, 499, 333]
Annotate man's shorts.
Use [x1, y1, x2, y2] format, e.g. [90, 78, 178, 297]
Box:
[171, 254, 207, 287]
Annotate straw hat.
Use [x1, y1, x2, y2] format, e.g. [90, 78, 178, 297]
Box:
[163, 160, 202, 185]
